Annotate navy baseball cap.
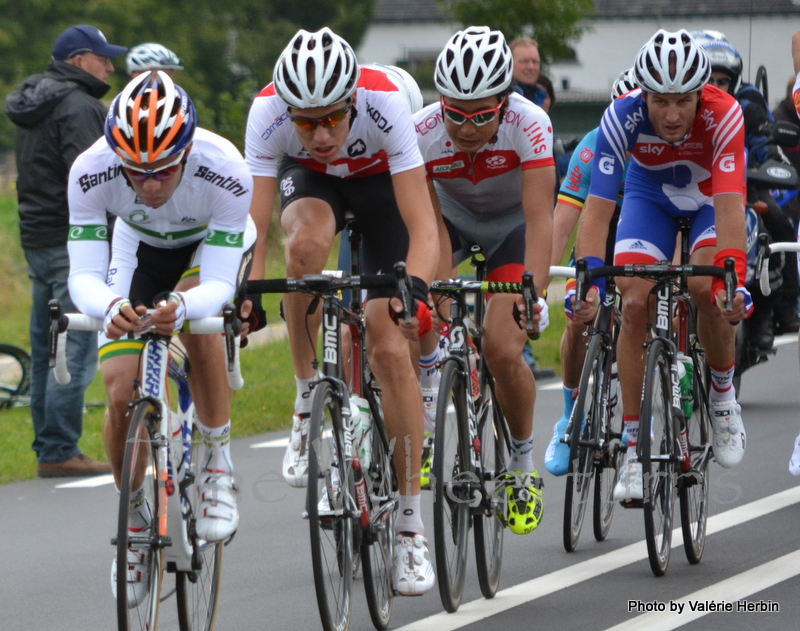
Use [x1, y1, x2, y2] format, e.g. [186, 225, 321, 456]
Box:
[52, 25, 127, 61]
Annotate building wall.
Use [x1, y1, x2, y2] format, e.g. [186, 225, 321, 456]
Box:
[358, 22, 458, 67]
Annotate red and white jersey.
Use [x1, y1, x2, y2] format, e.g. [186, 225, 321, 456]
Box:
[245, 66, 423, 179]
[413, 92, 554, 219]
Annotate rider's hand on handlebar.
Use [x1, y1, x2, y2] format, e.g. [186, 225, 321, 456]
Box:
[714, 286, 753, 322]
[566, 286, 601, 323]
[104, 298, 146, 339]
[388, 296, 432, 341]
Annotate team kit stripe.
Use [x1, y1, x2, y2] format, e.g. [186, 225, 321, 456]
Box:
[205, 230, 244, 247]
[98, 339, 145, 362]
[68, 225, 109, 241]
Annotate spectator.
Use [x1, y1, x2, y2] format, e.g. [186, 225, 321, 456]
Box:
[126, 42, 184, 77]
[772, 77, 800, 227]
[536, 73, 556, 112]
[510, 37, 547, 107]
[4, 25, 126, 477]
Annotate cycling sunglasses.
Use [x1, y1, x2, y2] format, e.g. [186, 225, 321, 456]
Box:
[288, 101, 353, 131]
[440, 97, 506, 126]
[122, 151, 184, 182]
[707, 76, 731, 88]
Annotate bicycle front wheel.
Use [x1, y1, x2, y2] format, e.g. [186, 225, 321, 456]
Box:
[307, 380, 354, 631]
[0, 344, 31, 408]
[117, 401, 164, 631]
[640, 341, 677, 577]
[176, 419, 224, 631]
[361, 388, 396, 630]
[433, 359, 472, 613]
[473, 377, 506, 599]
[680, 348, 711, 564]
[563, 334, 599, 552]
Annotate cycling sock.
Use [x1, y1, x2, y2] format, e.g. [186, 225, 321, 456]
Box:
[562, 385, 577, 420]
[127, 485, 152, 531]
[624, 415, 639, 458]
[419, 348, 440, 390]
[508, 431, 535, 472]
[396, 494, 424, 535]
[294, 376, 314, 415]
[708, 362, 736, 403]
[197, 419, 232, 474]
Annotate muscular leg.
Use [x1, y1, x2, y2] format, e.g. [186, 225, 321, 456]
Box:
[688, 246, 735, 370]
[616, 276, 655, 418]
[561, 318, 589, 389]
[101, 354, 144, 488]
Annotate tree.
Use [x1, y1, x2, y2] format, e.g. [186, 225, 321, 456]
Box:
[437, 0, 594, 62]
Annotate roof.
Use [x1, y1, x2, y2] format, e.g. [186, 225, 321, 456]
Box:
[373, 0, 800, 22]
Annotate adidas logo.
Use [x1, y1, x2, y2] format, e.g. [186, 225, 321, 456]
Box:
[630, 240, 646, 250]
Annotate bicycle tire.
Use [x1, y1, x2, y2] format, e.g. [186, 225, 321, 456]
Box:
[473, 376, 506, 599]
[679, 346, 711, 564]
[640, 340, 677, 577]
[563, 334, 599, 552]
[593, 338, 623, 542]
[361, 387, 396, 630]
[116, 400, 164, 631]
[433, 359, 471, 613]
[0, 344, 31, 408]
[307, 380, 354, 631]
[176, 420, 224, 631]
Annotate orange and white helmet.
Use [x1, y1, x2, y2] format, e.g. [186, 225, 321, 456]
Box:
[104, 71, 196, 164]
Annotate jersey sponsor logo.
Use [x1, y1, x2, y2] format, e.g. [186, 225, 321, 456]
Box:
[78, 165, 123, 193]
[432, 160, 465, 173]
[128, 209, 150, 224]
[524, 121, 547, 154]
[719, 154, 736, 172]
[261, 112, 289, 141]
[624, 109, 645, 133]
[68, 225, 108, 241]
[701, 109, 718, 131]
[194, 166, 249, 197]
[794, 90, 800, 112]
[579, 148, 594, 163]
[599, 155, 615, 175]
[565, 165, 582, 192]
[415, 112, 443, 135]
[365, 102, 393, 134]
[629, 240, 646, 250]
[180, 216, 198, 224]
[639, 144, 665, 155]
[503, 110, 523, 127]
[348, 139, 367, 157]
[682, 142, 704, 150]
[485, 155, 507, 168]
[280, 176, 295, 197]
[205, 229, 244, 248]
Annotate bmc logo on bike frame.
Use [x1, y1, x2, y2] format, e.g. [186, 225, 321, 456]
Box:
[322, 313, 338, 367]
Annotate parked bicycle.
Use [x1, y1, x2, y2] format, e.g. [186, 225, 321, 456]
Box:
[48, 299, 242, 631]
[0, 343, 31, 409]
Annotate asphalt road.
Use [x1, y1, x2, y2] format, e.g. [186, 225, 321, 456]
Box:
[3, 336, 800, 631]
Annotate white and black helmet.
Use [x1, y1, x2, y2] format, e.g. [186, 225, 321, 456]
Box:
[611, 68, 637, 100]
[273, 27, 359, 108]
[701, 40, 743, 94]
[126, 43, 183, 75]
[434, 26, 513, 100]
[634, 29, 710, 94]
[365, 63, 424, 113]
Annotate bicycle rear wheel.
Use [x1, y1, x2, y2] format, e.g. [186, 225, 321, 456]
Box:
[176, 419, 224, 631]
[361, 390, 396, 630]
[563, 334, 599, 552]
[433, 359, 471, 613]
[117, 401, 164, 631]
[307, 380, 354, 631]
[640, 341, 677, 577]
[0, 344, 31, 408]
[680, 347, 711, 564]
[473, 377, 506, 599]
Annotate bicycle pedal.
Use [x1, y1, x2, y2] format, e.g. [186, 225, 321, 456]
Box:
[619, 498, 643, 509]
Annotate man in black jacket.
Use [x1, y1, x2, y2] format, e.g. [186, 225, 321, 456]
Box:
[5, 25, 126, 477]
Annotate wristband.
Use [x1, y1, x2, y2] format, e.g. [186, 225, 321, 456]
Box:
[711, 248, 746, 306]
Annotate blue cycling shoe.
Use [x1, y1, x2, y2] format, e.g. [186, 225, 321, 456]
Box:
[544, 415, 570, 476]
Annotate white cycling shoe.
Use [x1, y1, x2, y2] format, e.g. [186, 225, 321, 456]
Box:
[711, 401, 745, 469]
[195, 472, 239, 542]
[111, 537, 151, 608]
[422, 387, 438, 433]
[283, 413, 310, 487]
[613, 457, 643, 502]
[789, 433, 800, 476]
[394, 532, 435, 596]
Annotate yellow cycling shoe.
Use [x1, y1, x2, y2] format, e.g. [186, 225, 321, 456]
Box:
[503, 470, 544, 535]
[420, 431, 434, 490]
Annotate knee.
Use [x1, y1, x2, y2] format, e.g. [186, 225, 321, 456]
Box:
[621, 292, 649, 327]
[368, 338, 410, 378]
[285, 228, 332, 269]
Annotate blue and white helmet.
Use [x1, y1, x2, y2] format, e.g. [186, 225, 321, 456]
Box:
[701, 40, 743, 94]
[126, 43, 184, 75]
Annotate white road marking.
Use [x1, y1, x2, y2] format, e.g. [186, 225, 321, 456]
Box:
[55, 474, 115, 489]
[393, 486, 800, 631]
[606, 550, 800, 630]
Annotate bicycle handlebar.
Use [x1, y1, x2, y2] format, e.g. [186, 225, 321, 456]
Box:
[758, 241, 800, 296]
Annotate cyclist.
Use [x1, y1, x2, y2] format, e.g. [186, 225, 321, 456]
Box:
[126, 42, 184, 77]
[243, 27, 437, 595]
[544, 68, 635, 476]
[571, 29, 751, 502]
[413, 26, 552, 534]
[67, 71, 255, 604]
[788, 28, 800, 475]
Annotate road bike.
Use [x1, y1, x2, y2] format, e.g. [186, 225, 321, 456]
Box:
[48, 299, 242, 631]
[428, 248, 539, 612]
[575, 221, 736, 576]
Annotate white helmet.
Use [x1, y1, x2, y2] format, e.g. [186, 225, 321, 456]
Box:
[126, 43, 183, 75]
[366, 63, 424, 113]
[273, 27, 359, 108]
[434, 26, 513, 100]
[611, 68, 637, 100]
[688, 29, 729, 47]
[634, 29, 710, 94]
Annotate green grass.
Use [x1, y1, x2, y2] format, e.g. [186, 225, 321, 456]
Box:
[0, 195, 566, 485]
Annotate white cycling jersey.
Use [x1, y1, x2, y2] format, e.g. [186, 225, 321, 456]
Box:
[67, 127, 255, 321]
[245, 66, 423, 179]
[413, 92, 554, 221]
